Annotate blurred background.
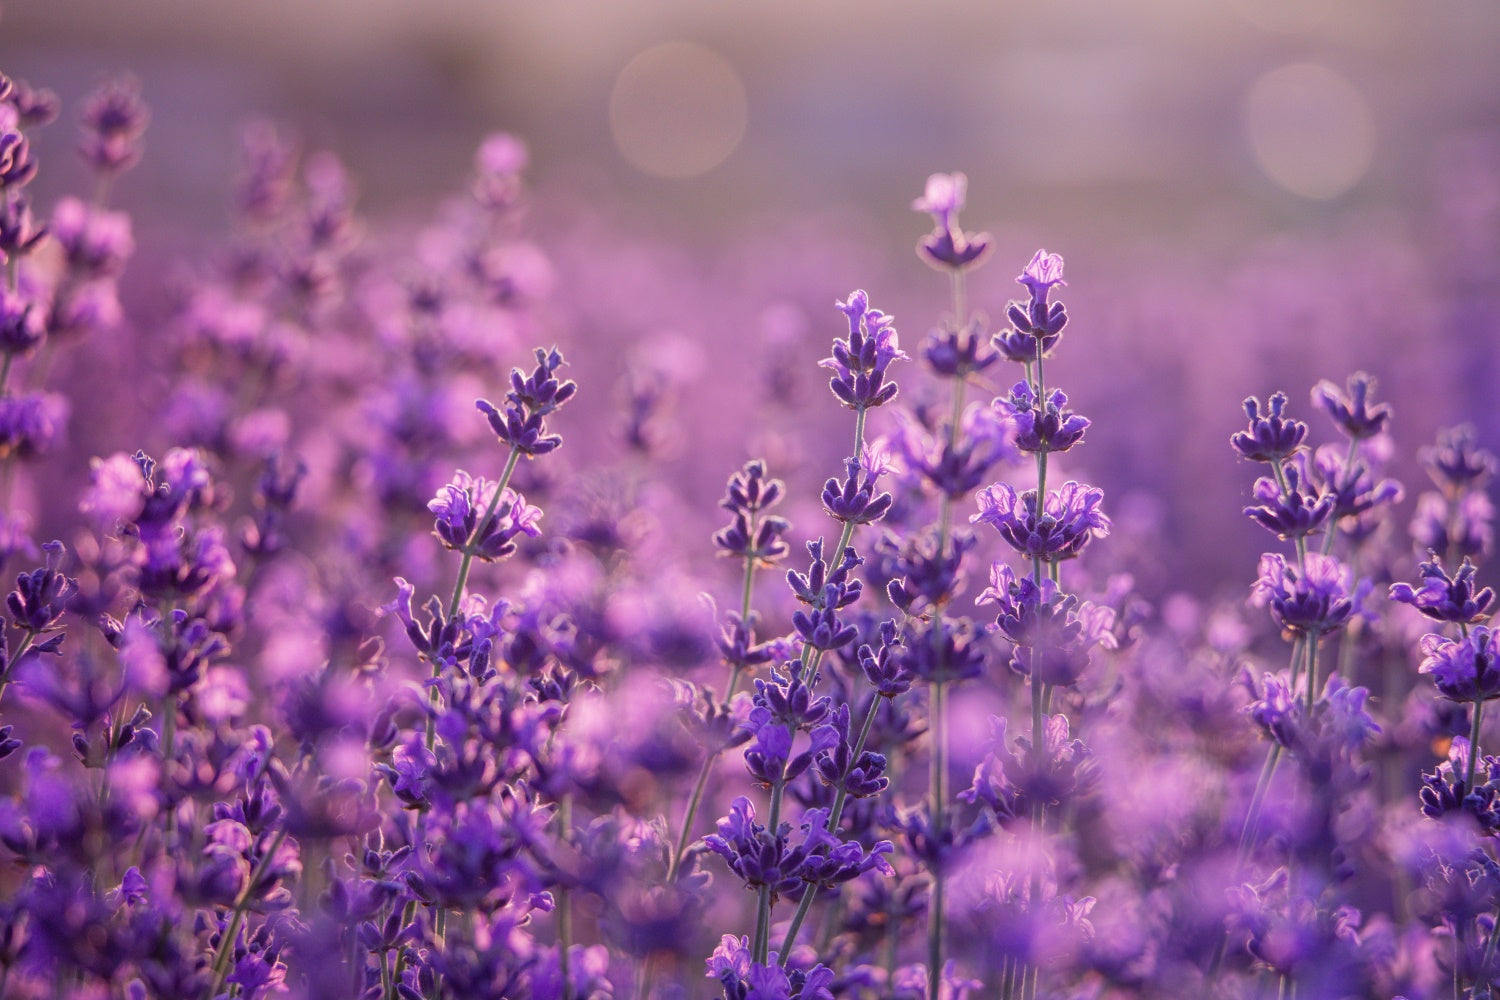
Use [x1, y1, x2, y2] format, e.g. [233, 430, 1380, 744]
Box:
[2, 0, 1498, 593]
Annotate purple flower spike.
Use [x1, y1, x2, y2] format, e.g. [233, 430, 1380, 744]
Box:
[1250, 552, 1358, 635]
[971, 480, 1110, 562]
[428, 470, 542, 562]
[1231, 392, 1308, 464]
[1390, 554, 1495, 625]
[823, 290, 907, 410]
[1419, 626, 1500, 703]
[1311, 372, 1391, 441]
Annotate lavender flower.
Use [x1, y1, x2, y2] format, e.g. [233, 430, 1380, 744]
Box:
[1231, 392, 1308, 464]
[1250, 552, 1359, 635]
[970, 480, 1111, 562]
[823, 290, 908, 411]
[428, 470, 542, 561]
[1390, 555, 1495, 625]
[1419, 627, 1500, 703]
[912, 172, 992, 272]
[1311, 372, 1391, 441]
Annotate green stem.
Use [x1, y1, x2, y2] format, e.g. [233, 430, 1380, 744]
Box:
[1270, 461, 1308, 568]
[206, 826, 292, 997]
[1473, 906, 1500, 1000]
[753, 778, 787, 964]
[778, 693, 882, 955]
[1303, 629, 1322, 715]
[1320, 437, 1361, 558]
[669, 544, 760, 882]
[927, 678, 949, 1000]
[1468, 699, 1486, 796]
[557, 796, 573, 1000]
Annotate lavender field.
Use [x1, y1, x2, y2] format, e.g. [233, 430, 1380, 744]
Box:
[1, 5, 1499, 999]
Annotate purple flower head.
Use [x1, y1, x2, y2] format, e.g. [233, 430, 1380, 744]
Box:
[473, 131, 528, 208]
[858, 618, 911, 698]
[0, 390, 67, 460]
[720, 458, 786, 516]
[475, 346, 578, 457]
[811, 702, 890, 798]
[752, 665, 831, 731]
[1243, 462, 1335, 541]
[823, 290, 907, 410]
[1311, 372, 1391, 441]
[0, 121, 36, 190]
[1306, 439, 1405, 523]
[994, 380, 1090, 456]
[912, 170, 992, 272]
[81, 451, 149, 527]
[78, 74, 149, 176]
[707, 934, 837, 1000]
[1411, 490, 1494, 565]
[962, 713, 1097, 821]
[1017, 249, 1066, 304]
[1231, 392, 1308, 464]
[428, 469, 542, 562]
[1391, 554, 1495, 625]
[912, 173, 994, 270]
[923, 316, 999, 379]
[786, 539, 863, 610]
[1243, 669, 1302, 749]
[878, 525, 979, 613]
[50, 196, 134, 279]
[970, 480, 1110, 562]
[1250, 552, 1357, 635]
[911, 172, 967, 230]
[1419, 626, 1500, 703]
[1422, 424, 1496, 494]
[979, 563, 1114, 686]
[4, 76, 60, 127]
[821, 458, 893, 526]
[0, 190, 46, 260]
[0, 286, 44, 357]
[1419, 737, 1500, 831]
[897, 615, 987, 684]
[7, 540, 76, 633]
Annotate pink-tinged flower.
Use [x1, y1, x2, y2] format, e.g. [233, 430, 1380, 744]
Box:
[912, 172, 968, 227]
[1018, 249, 1066, 302]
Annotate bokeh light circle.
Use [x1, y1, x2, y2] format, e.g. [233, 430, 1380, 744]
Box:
[1244, 63, 1376, 200]
[609, 41, 748, 180]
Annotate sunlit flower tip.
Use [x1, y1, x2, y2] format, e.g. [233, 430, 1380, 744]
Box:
[1018, 249, 1066, 297]
[912, 172, 967, 223]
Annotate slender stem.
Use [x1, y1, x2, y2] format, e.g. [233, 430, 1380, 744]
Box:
[1303, 629, 1322, 715]
[0, 628, 38, 707]
[927, 678, 948, 1000]
[206, 826, 292, 997]
[753, 777, 786, 964]
[779, 694, 882, 955]
[446, 445, 524, 620]
[1270, 461, 1308, 568]
[1468, 700, 1486, 796]
[1456, 922, 1466, 1000]
[557, 796, 573, 1000]
[796, 518, 857, 688]
[1474, 906, 1500, 1000]
[669, 541, 760, 882]
[0, 352, 14, 399]
[1320, 437, 1361, 558]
